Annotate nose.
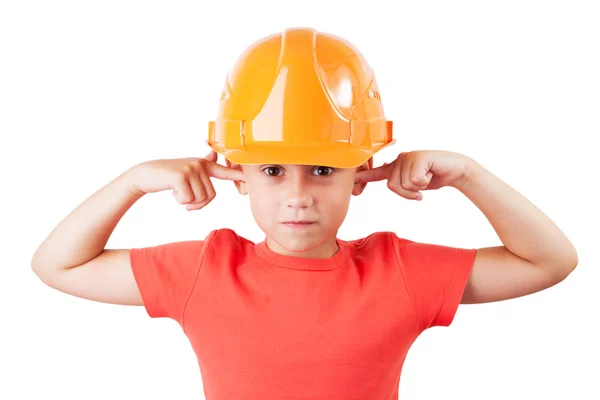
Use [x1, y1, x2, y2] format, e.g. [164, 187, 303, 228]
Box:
[284, 172, 314, 208]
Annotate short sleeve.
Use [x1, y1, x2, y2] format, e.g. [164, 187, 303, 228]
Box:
[391, 233, 477, 330]
[129, 230, 217, 322]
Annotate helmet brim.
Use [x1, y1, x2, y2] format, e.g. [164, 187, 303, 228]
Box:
[207, 140, 396, 168]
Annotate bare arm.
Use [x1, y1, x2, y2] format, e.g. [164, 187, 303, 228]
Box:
[32, 168, 142, 275]
[30, 153, 243, 306]
[31, 167, 145, 305]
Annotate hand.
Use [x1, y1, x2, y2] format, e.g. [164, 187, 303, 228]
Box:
[128, 150, 244, 210]
[354, 150, 471, 201]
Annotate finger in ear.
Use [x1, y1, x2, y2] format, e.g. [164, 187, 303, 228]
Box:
[233, 179, 248, 196]
[222, 160, 247, 194]
[204, 150, 218, 162]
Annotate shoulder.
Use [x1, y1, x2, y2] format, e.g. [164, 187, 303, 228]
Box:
[208, 228, 255, 245]
[342, 231, 415, 262]
[200, 228, 257, 257]
[344, 231, 414, 250]
[139, 229, 254, 258]
[344, 231, 456, 265]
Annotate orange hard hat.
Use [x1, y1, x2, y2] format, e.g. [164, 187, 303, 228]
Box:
[207, 27, 395, 168]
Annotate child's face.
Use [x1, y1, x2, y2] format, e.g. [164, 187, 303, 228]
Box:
[227, 160, 372, 257]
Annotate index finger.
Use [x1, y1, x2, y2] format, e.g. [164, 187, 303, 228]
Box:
[206, 162, 245, 181]
[354, 162, 393, 183]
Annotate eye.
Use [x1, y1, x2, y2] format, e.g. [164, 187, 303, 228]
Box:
[312, 166, 334, 176]
[262, 166, 283, 177]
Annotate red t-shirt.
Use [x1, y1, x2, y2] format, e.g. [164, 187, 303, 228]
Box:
[130, 228, 476, 400]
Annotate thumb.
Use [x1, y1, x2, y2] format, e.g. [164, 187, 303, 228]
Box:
[204, 150, 218, 163]
[355, 162, 393, 183]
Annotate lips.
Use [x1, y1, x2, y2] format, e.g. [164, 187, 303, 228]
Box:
[282, 221, 315, 225]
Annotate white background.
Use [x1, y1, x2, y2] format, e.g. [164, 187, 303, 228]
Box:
[2, 1, 598, 399]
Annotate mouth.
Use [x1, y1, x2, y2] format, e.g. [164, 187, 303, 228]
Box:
[281, 221, 316, 227]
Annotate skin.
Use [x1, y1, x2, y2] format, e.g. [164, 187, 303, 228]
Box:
[226, 157, 373, 258]
[31, 149, 578, 308]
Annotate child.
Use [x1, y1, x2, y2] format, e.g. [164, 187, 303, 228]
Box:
[31, 28, 578, 400]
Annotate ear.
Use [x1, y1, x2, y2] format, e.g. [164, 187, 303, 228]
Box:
[352, 157, 373, 196]
[225, 159, 248, 195]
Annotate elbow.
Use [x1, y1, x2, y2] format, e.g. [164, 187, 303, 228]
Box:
[31, 247, 46, 273]
[31, 250, 53, 284]
[564, 247, 579, 276]
[550, 243, 579, 281]
[567, 241, 579, 270]
[556, 254, 579, 282]
[566, 257, 578, 277]
[31, 250, 41, 274]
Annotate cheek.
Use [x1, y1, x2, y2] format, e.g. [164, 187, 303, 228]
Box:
[318, 185, 352, 217]
[250, 195, 275, 215]
[247, 183, 279, 220]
